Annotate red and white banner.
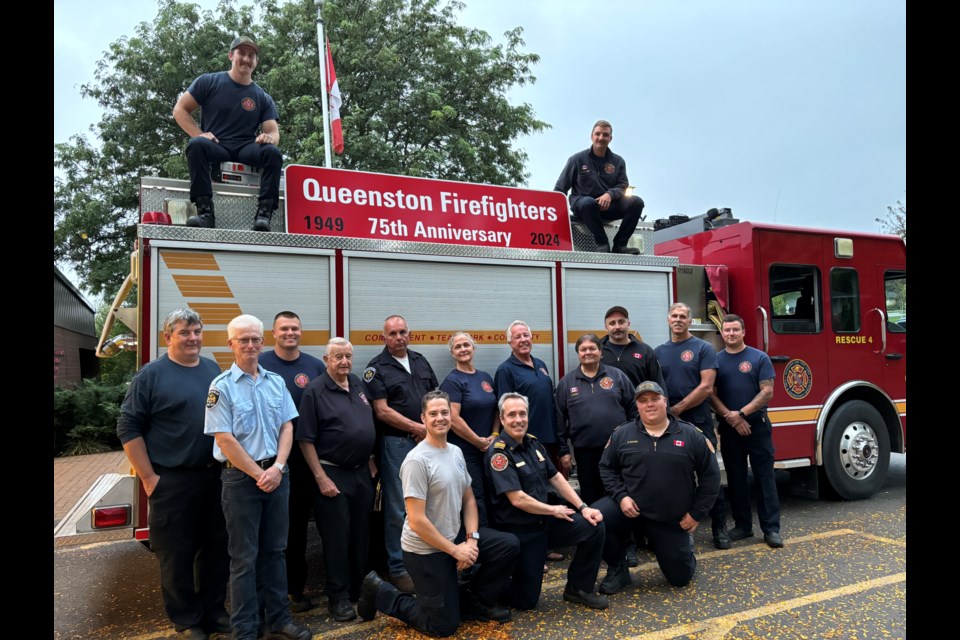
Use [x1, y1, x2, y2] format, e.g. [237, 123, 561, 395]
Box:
[325, 38, 344, 155]
[284, 165, 573, 251]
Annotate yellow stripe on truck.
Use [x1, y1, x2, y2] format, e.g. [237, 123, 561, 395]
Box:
[161, 251, 221, 270]
[349, 330, 553, 347]
[768, 406, 821, 425]
[171, 274, 234, 298]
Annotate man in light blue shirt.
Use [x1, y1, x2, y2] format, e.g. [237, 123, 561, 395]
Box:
[204, 314, 311, 640]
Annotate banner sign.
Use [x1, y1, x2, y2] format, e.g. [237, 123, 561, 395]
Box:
[284, 165, 573, 251]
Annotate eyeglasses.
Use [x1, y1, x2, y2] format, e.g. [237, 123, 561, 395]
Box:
[233, 337, 263, 345]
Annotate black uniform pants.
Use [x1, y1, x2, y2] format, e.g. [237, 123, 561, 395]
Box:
[502, 514, 605, 610]
[572, 194, 645, 247]
[682, 413, 727, 531]
[285, 446, 313, 598]
[573, 446, 606, 505]
[148, 464, 230, 631]
[376, 528, 519, 637]
[312, 464, 375, 602]
[594, 496, 697, 587]
[720, 424, 781, 534]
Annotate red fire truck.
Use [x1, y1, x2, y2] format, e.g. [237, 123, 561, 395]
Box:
[58, 164, 905, 543]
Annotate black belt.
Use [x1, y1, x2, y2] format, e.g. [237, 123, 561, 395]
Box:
[224, 456, 276, 470]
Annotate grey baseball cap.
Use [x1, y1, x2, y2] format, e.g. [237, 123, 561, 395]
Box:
[634, 381, 665, 398]
[230, 36, 260, 55]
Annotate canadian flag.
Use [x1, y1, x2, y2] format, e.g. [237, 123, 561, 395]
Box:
[326, 37, 344, 154]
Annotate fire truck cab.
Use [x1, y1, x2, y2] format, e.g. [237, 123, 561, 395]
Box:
[654, 214, 906, 500]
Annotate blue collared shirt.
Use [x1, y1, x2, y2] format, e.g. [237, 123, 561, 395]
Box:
[204, 363, 298, 462]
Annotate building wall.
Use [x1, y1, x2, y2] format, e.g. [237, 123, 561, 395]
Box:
[54, 326, 99, 388]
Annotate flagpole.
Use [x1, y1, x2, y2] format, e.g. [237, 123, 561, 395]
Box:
[315, 0, 332, 168]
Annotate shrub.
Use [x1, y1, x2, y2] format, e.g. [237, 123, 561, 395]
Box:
[53, 379, 127, 456]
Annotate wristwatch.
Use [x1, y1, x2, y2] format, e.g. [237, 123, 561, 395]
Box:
[273, 462, 289, 474]
[738, 410, 747, 419]
[577, 502, 588, 513]
[467, 531, 480, 541]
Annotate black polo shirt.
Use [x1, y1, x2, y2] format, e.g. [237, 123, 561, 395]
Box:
[296, 371, 376, 468]
[600, 334, 666, 390]
[363, 347, 439, 439]
[486, 431, 557, 530]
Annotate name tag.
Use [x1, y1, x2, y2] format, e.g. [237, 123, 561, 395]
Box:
[516, 461, 526, 468]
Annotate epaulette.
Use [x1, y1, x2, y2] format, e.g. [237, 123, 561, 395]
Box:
[493, 441, 506, 450]
[528, 434, 538, 440]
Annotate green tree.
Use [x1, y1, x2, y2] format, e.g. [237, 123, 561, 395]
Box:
[54, 0, 547, 297]
[876, 198, 906, 241]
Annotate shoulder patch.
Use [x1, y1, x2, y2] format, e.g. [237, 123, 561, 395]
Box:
[206, 388, 220, 408]
[490, 452, 509, 472]
[493, 441, 506, 450]
[363, 367, 376, 383]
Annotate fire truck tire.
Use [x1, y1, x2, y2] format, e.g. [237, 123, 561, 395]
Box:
[822, 400, 890, 500]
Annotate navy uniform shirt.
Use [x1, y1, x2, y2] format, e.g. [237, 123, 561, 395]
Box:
[715, 346, 775, 431]
[363, 347, 439, 439]
[485, 431, 558, 530]
[494, 354, 558, 444]
[655, 336, 718, 429]
[296, 371, 376, 468]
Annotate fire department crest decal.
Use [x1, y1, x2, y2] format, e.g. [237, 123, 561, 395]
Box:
[599, 377, 614, 389]
[481, 380, 494, 393]
[241, 97, 256, 111]
[295, 373, 310, 387]
[363, 367, 376, 382]
[490, 452, 509, 472]
[604, 163, 616, 174]
[680, 350, 694, 362]
[783, 359, 813, 399]
[738, 361, 752, 374]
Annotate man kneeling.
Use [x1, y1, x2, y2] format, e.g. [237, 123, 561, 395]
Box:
[358, 390, 520, 637]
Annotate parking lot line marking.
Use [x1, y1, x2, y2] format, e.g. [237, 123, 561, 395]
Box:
[622, 571, 906, 640]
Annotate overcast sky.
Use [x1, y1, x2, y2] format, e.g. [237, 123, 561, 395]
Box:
[55, 0, 905, 298]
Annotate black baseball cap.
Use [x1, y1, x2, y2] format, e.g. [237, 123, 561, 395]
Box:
[604, 305, 630, 320]
[230, 36, 260, 56]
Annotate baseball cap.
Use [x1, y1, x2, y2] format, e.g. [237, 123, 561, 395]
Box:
[604, 305, 630, 320]
[634, 381, 665, 398]
[230, 36, 260, 56]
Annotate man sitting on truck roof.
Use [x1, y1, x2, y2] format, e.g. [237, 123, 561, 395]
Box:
[173, 36, 282, 232]
[554, 120, 644, 254]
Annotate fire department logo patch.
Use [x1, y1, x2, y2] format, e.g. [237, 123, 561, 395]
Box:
[599, 377, 614, 389]
[295, 373, 310, 388]
[604, 162, 616, 174]
[363, 367, 376, 382]
[490, 452, 509, 472]
[241, 97, 256, 111]
[539, 367, 549, 377]
[784, 359, 813, 399]
[680, 350, 695, 362]
[481, 380, 494, 393]
[738, 361, 752, 374]
[206, 388, 220, 408]
[359, 392, 369, 405]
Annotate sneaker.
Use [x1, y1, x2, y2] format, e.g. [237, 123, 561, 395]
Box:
[266, 621, 311, 640]
[288, 595, 315, 613]
[562, 586, 609, 609]
[729, 526, 755, 541]
[358, 571, 383, 621]
[330, 598, 357, 622]
[598, 564, 633, 595]
[462, 600, 511, 622]
[764, 532, 784, 548]
[713, 524, 731, 550]
[387, 572, 416, 593]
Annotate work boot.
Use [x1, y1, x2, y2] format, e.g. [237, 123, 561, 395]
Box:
[598, 562, 632, 595]
[186, 196, 215, 228]
[252, 198, 276, 232]
[713, 523, 732, 550]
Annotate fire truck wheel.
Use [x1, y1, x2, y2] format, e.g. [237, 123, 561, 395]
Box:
[822, 400, 890, 500]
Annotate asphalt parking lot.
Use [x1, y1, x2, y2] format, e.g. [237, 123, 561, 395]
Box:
[54, 454, 906, 639]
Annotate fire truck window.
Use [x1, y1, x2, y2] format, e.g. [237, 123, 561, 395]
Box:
[829, 268, 860, 333]
[885, 270, 906, 333]
[769, 265, 821, 334]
